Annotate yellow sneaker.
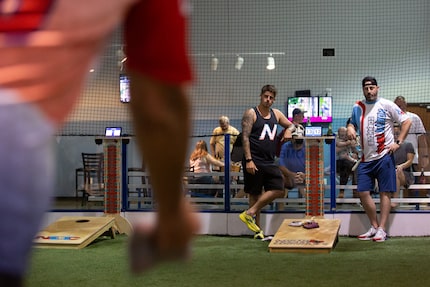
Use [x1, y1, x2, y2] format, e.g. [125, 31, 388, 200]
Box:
[239, 210, 261, 233]
[254, 230, 265, 240]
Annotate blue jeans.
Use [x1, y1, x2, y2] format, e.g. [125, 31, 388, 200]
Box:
[0, 103, 55, 276]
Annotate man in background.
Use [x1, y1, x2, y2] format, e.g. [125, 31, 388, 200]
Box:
[394, 96, 428, 172]
[276, 108, 305, 157]
[391, 124, 415, 209]
[336, 126, 359, 199]
[279, 128, 306, 197]
[277, 129, 306, 210]
[210, 115, 240, 161]
[0, 1, 199, 285]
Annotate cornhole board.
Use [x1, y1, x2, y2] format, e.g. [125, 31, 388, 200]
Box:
[34, 216, 116, 249]
[268, 219, 341, 254]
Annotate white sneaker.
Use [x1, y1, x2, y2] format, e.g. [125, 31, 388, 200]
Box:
[357, 226, 377, 240]
[373, 228, 387, 242]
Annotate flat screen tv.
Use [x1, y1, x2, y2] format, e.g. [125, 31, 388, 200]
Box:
[119, 74, 130, 103]
[286, 96, 332, 123]
[286, 96, 317, 123]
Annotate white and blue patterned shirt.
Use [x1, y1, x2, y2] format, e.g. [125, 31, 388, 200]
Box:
[350, 98, 409, 162]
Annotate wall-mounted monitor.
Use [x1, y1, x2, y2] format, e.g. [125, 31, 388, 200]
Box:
[105, 127, 122, 137]
[286, 96, 317, 123]
[286, 96, 332, 123]
[317, 96, 332, 123]
[119, 74, 130, 103]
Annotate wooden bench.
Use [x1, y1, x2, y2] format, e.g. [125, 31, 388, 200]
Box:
[125, 170, 430, 210]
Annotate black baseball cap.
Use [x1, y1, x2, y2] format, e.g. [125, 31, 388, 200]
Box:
[362, 76, 378, 87]
[292, 108, 305, 116]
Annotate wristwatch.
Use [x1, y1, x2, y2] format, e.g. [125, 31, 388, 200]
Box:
[245, 158, 253, 162]
[396, 140, 402, 145]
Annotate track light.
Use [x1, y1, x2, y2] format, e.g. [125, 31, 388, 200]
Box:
[235, 56, 244, 70]
[211, 56, 219, 71]
[117, 47, 127, 70]
[266, 55, 275, 70]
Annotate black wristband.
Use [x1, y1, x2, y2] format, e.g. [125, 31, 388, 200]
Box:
[246, 158, 253, 162]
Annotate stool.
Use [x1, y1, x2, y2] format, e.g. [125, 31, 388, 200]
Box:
[127, 167, 146, 209]
[127, 167, 145, 185]
[81, 153, 104, 206]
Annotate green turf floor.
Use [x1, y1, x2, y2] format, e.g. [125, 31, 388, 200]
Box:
[27, 234, 430, 287]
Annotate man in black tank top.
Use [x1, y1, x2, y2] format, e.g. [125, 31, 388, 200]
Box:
[239, 85, 295, 239]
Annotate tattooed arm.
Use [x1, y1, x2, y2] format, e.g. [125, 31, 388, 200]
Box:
[242, 108, 257, 174]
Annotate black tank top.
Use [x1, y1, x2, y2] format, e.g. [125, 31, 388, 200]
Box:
[249, 107, 278, 165]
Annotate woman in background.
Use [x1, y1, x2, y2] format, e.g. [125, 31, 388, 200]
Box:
[336, 126, 360, 198]
[189, 140, 224, 196]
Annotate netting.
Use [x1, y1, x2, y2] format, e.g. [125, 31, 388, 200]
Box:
[60, 0, 430, 138]
[61, 27, 131, 136]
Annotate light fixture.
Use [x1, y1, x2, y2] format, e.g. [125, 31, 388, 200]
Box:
[117, 47, 127, 70]
[266, 54, 275, 70]
[211, 55, 219, 71]
[193, 52, 284, 71]
[235, 55, 244, 70]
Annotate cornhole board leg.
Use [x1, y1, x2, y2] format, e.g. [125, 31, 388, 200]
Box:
[108, 214, 132, 236]
[268, 219, 341, 253]
[34, 216, 116, 249]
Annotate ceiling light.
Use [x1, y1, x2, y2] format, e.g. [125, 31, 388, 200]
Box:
[266, 55, 275, 70]
[211, 56, 219, 71]
[235, 56, 244, 70]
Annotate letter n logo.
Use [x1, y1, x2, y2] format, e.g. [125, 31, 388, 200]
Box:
[259, 124, 277, 141]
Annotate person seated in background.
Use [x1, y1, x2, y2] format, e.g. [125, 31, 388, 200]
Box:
[336, 126, 360, 198]
[230, 133, 246, 198]
[276, 108, 305, 157]
[394, 96, 428, 172]
[189, 140, 224, 197]
[392, 123, 415, 208]
[394, 96, 429, 198]
[278, 127, 306, 201]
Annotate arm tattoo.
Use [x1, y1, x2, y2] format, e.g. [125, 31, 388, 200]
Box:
[241, 110, 254, 159]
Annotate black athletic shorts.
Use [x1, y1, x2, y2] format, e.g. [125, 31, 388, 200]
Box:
[243, 163, 284, 195]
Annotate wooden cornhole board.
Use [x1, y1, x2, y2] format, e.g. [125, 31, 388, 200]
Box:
[268, 219, 341, 254]
[34, 216, 118, 249]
